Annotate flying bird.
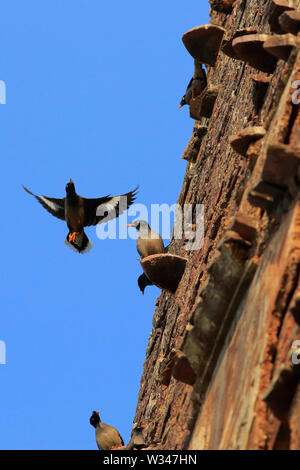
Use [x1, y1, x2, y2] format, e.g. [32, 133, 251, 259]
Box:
[126, 423, 147, 450]
[23, 180, 138, 253]
[127, 220, 165, 294]
[178, 59, 207, 109]
[89, 411, 124, 450]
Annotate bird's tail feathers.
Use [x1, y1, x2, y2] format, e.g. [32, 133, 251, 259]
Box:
[64, 231, 92, 254]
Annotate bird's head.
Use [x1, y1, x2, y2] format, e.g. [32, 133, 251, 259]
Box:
[127, 220, 149, 232]
[65, 179, 75, 195]
[132, 422, 147, 432]
[178, 95, 186, 110]
[90, 410, 101, 428]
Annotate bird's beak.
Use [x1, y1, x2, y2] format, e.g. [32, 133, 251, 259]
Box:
[127, 224, 133, 227]
[178, 104, 183, 110]
[96, 411, 100, 415]
[70, 179, 74, 184]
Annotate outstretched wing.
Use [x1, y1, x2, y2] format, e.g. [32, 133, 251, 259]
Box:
[22, 185, 65, 221]
[83, 186, 139, 227]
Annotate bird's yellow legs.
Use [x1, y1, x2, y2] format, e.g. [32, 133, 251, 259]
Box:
[68, 232, 80, 243]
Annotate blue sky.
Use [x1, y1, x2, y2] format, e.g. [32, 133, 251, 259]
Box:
[0, 1, 209, 449]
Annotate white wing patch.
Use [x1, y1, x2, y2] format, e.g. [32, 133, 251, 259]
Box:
[96, 196, 120, 213]
[96, 195, 128, 224]
[39, 196, 62, 213]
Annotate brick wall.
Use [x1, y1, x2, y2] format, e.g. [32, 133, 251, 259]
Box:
[133, 0, 300, 450]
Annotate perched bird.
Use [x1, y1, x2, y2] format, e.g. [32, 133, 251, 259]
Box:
[23, 180, 138, 253]
[178, 59, 207, 109]
[126, 423, 147, 450]
[89, 411, 124, 450]
[127, 220, 165, 294]
[138, 273, 154, 295]
[127, 220, 165, 259]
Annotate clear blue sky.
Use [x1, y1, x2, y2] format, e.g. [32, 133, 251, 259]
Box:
[0, 1, 209, 449]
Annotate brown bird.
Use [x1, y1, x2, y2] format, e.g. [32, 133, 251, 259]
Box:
[23, 180, 138, 253]
[127, 220, 165, 294]
[89, 411, 124, 450]
[127, 220, 164, 259]
[126, 423, 147, 450]
[178, 59, 207, 109]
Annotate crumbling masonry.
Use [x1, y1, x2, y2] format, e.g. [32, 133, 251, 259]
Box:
[134, 0, 300, 450]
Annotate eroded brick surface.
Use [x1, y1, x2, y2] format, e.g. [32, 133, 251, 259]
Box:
[133, 0, 300, 450]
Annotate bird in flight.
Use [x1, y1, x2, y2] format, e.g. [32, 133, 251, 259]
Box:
[23, 179, 138, 253]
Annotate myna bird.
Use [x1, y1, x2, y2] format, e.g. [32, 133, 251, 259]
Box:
[127, 220, 165, 294]
[126, 423, 147, 450]
[23, 180, 138, 253]
[138, 273, 154, 295]
[178, 59, 207, 109]
[127, 220, 165, 259]
[89, 411, 124, 450]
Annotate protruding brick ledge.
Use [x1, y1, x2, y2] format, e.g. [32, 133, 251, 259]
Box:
[140, 254, 187, 293]
[279, 10, 300, 34]
[221, 27, 258, 60]
[263, 34, 297, 61]
[269, 0, 298, 33]
[209, 0, 235, 14]
[232, 34, 278, 73]
[189, 85, 221, 119]
[182, 24, 225, 66]
[229, 126, 266, 156]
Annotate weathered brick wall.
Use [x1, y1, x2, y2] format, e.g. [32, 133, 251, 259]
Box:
[133, 0, 300, 450]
